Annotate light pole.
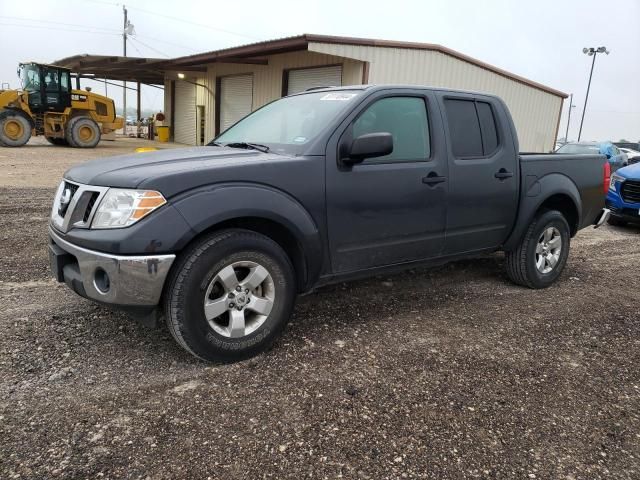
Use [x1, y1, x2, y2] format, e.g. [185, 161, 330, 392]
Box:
[564, 93, 576, 142]
[578, 46, 609, 141]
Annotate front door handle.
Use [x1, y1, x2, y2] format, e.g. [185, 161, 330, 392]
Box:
[494, 168, 514, 180]
[422, 172, 446, 186]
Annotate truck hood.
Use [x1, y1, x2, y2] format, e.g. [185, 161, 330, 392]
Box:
[64, 146, 296, 197]
[616, 162, 640, 179]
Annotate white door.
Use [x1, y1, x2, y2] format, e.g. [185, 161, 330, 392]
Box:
[286, 65, 342, 95]
[219, 74, 253, 133]
[174, 81, 197, 145]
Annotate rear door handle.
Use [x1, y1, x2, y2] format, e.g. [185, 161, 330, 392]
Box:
[422, 172, 446, 186]
[494, 168, 514, 180]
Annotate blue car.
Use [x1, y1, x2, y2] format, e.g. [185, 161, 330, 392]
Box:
[556, 141, 628, 172]
[606, 162, 640, 226]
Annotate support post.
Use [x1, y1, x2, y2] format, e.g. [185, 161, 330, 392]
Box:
[564, 93, 573, 142]
[137, 82, 141, 122]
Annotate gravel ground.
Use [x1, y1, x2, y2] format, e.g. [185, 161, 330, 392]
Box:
[1, 140, 640, 479]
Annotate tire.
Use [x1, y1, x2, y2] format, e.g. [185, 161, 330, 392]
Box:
[607, 215, 627, 227]
[164, 229, 297, 362]
[66, 116, 101, 148]
[0, 111, 32, 147]
[505, 210, 571, 289]
[45, 136, 69, 146]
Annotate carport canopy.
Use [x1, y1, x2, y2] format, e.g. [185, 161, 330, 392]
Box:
[52, 54, 203, 85]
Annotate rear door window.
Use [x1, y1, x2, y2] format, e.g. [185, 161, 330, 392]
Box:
[476, 101, 499, 155]
[444, 98, 501, 158]
[444, 99, 483, 157]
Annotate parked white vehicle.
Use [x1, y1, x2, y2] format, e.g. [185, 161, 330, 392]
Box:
[619, 148, 640, 164]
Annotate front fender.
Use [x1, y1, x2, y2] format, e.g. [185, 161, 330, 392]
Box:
[172, 183, 323, 285]
[503, 173, 582, 251]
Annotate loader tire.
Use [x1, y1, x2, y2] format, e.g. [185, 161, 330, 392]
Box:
[66, 116, 101, 148]
[0, 111, 32, 147]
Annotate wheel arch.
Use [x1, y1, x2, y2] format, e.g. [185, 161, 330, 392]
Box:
[504, 173, 582, 251]
[171, 184, 324, 292]
[0, 107, 35, 128]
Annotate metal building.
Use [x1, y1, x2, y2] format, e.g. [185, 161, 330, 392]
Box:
[163, 35, 567, 152]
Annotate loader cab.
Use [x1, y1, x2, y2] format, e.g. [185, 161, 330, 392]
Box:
[19, 63, 72, 113]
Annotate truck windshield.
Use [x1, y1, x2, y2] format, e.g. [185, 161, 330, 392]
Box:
[215, 90, 362, 154]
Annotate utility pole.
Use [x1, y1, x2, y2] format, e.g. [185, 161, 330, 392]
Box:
[122, 5, 127, 120]
[564, 93, 575, 142]
[578, 46, 609, 141]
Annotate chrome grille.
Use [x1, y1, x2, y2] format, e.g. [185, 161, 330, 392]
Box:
[51, 180, 109, 232]
[83, 192, 100, 222]
[621, 180, 640, 204]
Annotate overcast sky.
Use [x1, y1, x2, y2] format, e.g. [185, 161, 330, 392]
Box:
[1, 0, 638, 142]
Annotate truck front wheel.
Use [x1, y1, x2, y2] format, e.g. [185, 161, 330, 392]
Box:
[164, 229, 296, 362]
[505, 210, 570, 289]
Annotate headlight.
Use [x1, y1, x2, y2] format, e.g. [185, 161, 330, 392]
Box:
[609, 174, 624, 192]
[92, 189, 166, 229]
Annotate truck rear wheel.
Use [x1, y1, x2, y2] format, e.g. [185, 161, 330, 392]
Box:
[45, 136, 69, 146]
[164, 229, 296, 362]
[505, 209, 570, 289]
[0, 111, 32, 147]
[66, 116, 101, 148]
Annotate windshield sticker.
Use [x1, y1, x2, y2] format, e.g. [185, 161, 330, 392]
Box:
[320, 92, 358, 101]
[293, 136, 307, 143]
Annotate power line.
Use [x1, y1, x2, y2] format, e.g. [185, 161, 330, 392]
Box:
[128, 36, 169, 59]
[83, 0, 122, 6]
[0, 15, 120, 32]
[135, 33, 198, 54]
[91, 2, 259, 41]
[127, 5, 260, 40]
[126, 37, 145, 56]
[0, 23, 120, 36]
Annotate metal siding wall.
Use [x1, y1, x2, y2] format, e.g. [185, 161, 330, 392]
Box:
[196, 78, 207, 106]
[309, 42, 563, 152]
[163, 78, 172, 126]
[199, 51, 363, 143]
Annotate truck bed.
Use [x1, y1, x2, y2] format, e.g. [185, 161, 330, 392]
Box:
[519, 153, 606, 230]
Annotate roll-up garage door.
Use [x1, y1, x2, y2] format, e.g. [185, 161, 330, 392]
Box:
[286, 65, 342, 95]
[219, 74, 253, 133]
[174, 81, 197, 145]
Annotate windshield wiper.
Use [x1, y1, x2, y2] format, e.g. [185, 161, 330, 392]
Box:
[223, 142, 270, 153]
[207, 141, 223, 147]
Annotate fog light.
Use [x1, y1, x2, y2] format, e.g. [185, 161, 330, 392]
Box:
[94, 268, 110, 294]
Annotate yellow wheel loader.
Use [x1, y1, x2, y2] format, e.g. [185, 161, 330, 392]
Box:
[0, 63, 124, 147]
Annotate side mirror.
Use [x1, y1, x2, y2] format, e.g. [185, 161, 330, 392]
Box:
[345, 132, 393, 164]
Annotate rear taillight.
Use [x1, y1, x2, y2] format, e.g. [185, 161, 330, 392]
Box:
[603, 162, 611, 194]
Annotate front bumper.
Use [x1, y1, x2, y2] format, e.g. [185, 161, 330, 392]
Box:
[49, 226, 175, 307]
[606, 195, 640, 223]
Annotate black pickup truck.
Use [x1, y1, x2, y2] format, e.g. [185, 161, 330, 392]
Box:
[49, 85, 610, 361]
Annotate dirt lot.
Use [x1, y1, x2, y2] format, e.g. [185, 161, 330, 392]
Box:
[1, 138, 639, 479]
